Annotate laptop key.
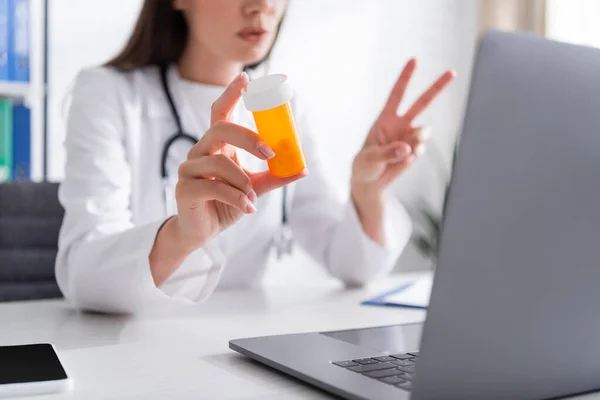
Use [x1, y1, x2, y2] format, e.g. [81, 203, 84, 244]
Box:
[372, 356, 396, 362]
[379, 375, 407, 385]
[391, 359, 414, 367]
[348, 362, 396, 373]
[390, 353, 413, 360]
[332, 360, 358, 368]
[397, 365, 416, 373]
[397, 365, 415, 374]
[396, 381, 413, 390]
[352, 358, 379, 365]
[363, 368, 404, 379]
[400, 372, 414, 381]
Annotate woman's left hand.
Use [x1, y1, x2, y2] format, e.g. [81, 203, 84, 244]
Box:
[352, 58, 455, 190]
[350, 59, 455, 245]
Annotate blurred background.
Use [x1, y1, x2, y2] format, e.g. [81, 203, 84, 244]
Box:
[1, 0, 598, 284]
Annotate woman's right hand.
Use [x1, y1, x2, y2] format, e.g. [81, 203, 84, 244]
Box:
[149, 73, 308, 286]
[150, 72, 306, 285]
[174, 72, 306, 249]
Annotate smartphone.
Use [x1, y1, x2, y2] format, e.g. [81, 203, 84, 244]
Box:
[0, 344, 72, 398]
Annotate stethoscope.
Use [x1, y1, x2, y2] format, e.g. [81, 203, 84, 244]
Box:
[158, 64, 293, 259]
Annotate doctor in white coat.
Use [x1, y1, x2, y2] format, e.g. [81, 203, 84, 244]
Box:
[56, 0, 455, 314]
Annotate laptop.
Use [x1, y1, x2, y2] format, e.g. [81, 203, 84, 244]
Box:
[230, 30, 600, 400]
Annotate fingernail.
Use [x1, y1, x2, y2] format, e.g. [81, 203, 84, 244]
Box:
[415, 144, 426, 157]
[258, 142, 276, 159]
[247, 189, 257, 203]
[246, 200, 257, 214]
[419, 127, 432, 141]
[233, 71, 247, 84]
[395, 147, 410, 159]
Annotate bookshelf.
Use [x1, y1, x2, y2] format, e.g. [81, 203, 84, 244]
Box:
[0, 81, 29, 98]
[0, 0, 46, 182]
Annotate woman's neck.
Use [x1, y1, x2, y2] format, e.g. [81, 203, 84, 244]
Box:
[177, 42, 243, 87]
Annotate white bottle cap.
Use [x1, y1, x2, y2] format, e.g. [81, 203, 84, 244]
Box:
[242, 74, 294, 112]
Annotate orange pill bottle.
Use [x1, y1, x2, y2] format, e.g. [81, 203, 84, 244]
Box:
[242, 74, 307, 178]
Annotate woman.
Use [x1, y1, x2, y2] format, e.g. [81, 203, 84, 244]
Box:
[56, 0, 454, 313]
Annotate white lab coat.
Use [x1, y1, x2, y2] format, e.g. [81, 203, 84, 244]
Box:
[55, 65, 412, 314]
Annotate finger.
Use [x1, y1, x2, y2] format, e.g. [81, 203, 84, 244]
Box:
[379, 155, 418, 188]
[249, 169, 309, 198]
[210, 72, 249, 125]
[413, 141, 426, 157]
[177, 179, 256, 214]
[179, 154, 254, 198]
[362, 142, 412, 165]
[352, 142, 411, 183]
[190, 120, 275, 160]
[382, 58, 417, 116]
[404, 70, 456, 122]
[404, 126, 432, 152]
[409, 126, 432, 142]
[231, 148, 241, 165]
[222, 143, 236, 159]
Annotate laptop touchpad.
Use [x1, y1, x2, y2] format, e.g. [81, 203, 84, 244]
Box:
[321, 323, 423, 353]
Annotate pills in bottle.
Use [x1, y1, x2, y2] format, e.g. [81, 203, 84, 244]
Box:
[242, 74, 307, 178]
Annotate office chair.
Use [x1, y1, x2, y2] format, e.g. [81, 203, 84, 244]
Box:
[0, 181, 64, 301]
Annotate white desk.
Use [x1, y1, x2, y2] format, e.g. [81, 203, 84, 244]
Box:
[0, 273, 597, 400]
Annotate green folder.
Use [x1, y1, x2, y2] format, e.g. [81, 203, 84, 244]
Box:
[0, 99, 13, 182]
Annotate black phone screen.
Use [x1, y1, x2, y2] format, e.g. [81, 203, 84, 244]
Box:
[0, 344, 68, 384]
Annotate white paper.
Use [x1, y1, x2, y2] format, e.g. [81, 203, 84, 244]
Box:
[384, 274, 434, 308]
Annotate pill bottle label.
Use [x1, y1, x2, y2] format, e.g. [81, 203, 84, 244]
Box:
[252, 102, 306, 178]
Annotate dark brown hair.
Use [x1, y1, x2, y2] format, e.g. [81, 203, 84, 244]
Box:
[106, 0, 283, 72]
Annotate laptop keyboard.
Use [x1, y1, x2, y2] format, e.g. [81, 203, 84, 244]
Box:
[332, 352, 418, 392]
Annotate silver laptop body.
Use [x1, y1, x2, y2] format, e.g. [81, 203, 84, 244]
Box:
[231, 30, 600, 400]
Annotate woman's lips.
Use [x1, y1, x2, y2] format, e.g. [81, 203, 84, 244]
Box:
[237, 28, 268, 43]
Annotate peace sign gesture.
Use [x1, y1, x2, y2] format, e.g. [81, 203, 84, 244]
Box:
[352, 58, 456, 190]
[350, 59, 454, 246]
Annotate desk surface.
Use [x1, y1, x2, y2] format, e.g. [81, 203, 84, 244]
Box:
[0, 273, 597, 400]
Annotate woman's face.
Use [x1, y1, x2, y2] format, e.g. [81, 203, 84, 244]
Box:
[174, 0, 288, 66]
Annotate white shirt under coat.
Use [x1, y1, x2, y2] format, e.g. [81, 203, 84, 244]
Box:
[55, 65, 412, 313]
